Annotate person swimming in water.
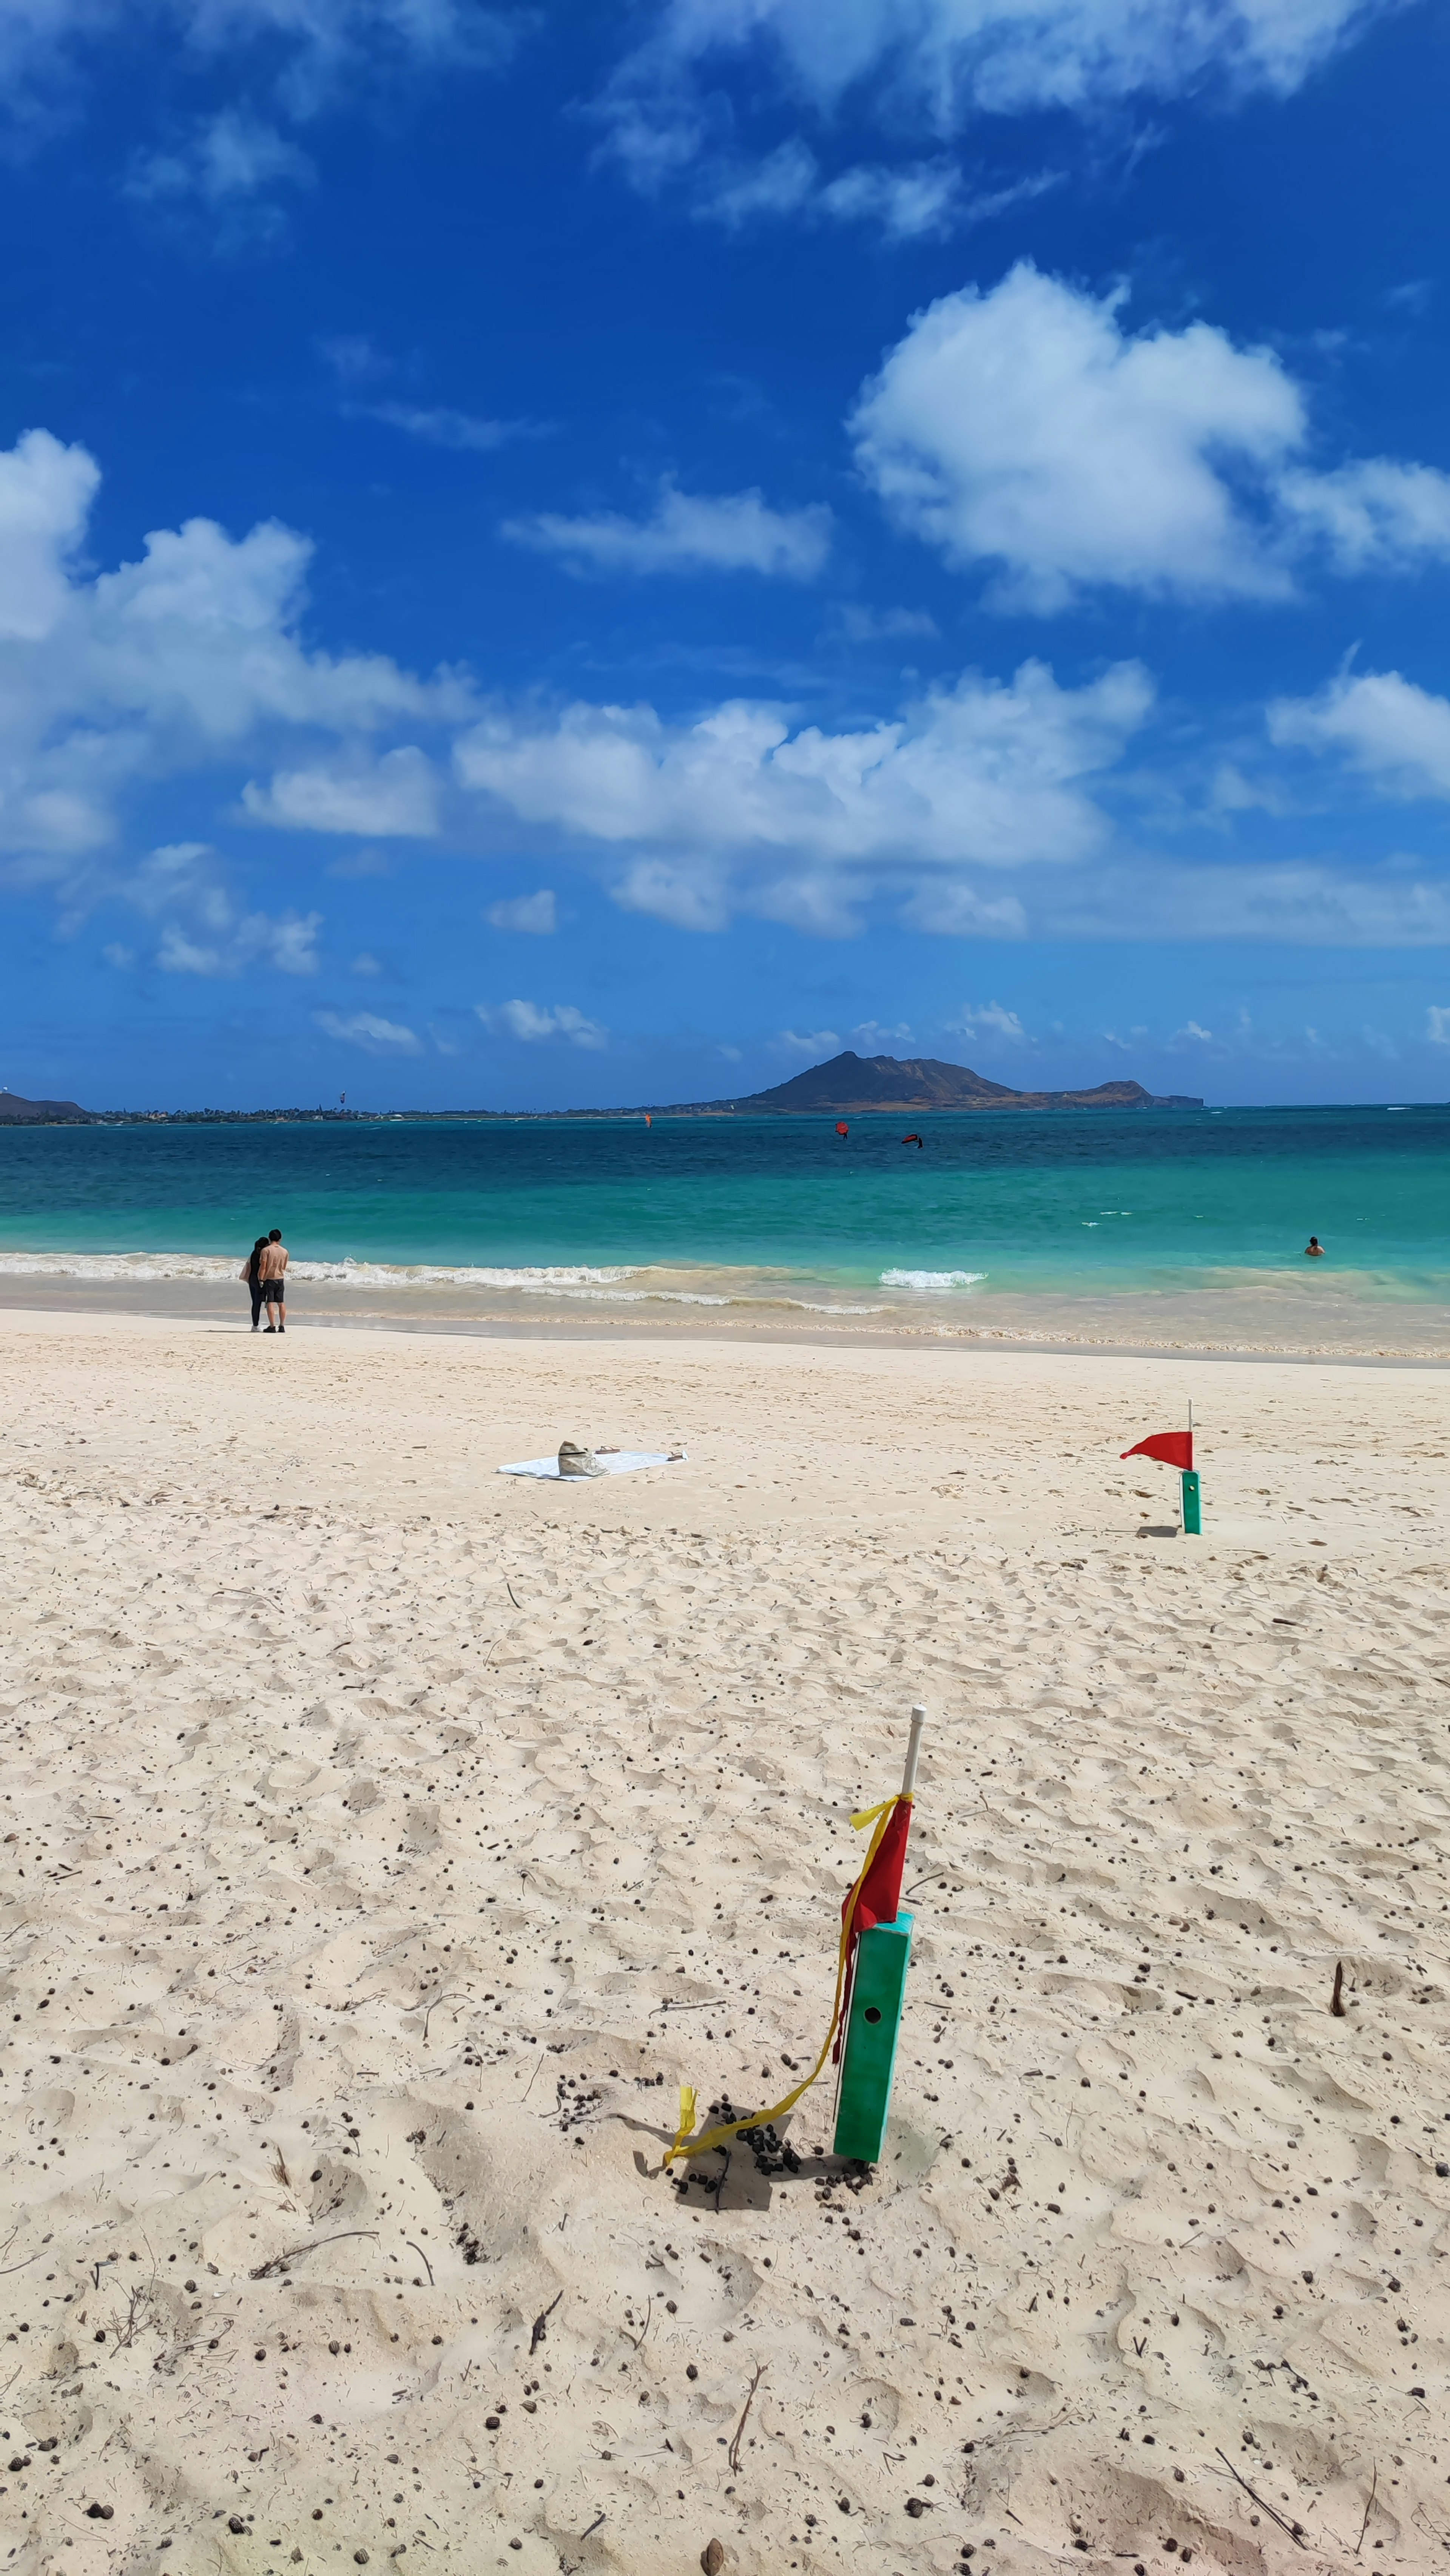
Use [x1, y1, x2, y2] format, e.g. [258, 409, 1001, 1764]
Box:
[1305, 1235, 1325, 1257]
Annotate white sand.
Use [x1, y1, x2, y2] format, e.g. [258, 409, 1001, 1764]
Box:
[1, 1310, 1448, 2575]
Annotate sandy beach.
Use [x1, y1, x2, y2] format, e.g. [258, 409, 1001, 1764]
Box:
[2, 1308, 1448, 2576]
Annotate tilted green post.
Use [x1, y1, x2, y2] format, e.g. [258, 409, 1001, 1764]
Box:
[1181, 1469, 1202, 1536]
[833, 1911, 914, 2163]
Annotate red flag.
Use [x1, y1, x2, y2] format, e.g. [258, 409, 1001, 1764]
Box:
[834, 1794, 913, 2061]
[842, 1798, 913, 1943]
[836, 1121, 849, 1137]
[1121, 1430, 1193, 1470]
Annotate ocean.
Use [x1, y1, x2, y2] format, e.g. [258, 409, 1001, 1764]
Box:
[1, 1104, 1447, 1354]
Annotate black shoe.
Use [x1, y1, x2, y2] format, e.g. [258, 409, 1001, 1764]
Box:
[264, 1326, 276, 1333]
[278, 1324, 285, 1333]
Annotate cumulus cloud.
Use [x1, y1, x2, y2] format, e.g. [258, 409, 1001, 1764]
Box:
[243, 747, 440, 837]
[0, 423, 458, 926]
[477, 999, 608, 1047]
[454, 657, 1151, 932]
[949, 999, 1027, 1041]
[503, 482, 832, 580]
[851, 264, 1450, 610]
[1269, 667, 1450, 798]
[1429, 1008, 1450, 1045]
[597, 0, 1390, 209]
[487, 889, 557, 932]
[315, 1010, 422, 1051]
[852, 264, 1296, 610]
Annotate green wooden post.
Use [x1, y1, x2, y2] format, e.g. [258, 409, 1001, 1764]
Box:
[833, 1911, 914, 2163]
[1181, 1469, 1202, 1535]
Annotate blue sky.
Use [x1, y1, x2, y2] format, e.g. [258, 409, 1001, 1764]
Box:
[2, 0, 1450, 1109]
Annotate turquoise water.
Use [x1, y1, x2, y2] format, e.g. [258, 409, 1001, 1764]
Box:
[0, 1108, 1447, 1336]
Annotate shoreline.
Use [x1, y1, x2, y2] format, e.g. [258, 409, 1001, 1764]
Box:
[2, 1276, 1448, 1367]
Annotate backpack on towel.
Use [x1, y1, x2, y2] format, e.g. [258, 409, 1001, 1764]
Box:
[558, 1441, 606, 1479]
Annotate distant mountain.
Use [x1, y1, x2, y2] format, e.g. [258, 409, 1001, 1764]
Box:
[674, 1050, 1203, 1114]
[0, 1089, 95, 1124]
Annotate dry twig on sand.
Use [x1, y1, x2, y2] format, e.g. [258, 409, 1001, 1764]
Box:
[248, 2229, 379, 2281]
[728, 2365, 767, 2475]
[1215, 2448, 1308, 2546]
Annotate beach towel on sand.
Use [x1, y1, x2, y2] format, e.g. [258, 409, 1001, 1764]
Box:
[498, 1449, 685, 1480]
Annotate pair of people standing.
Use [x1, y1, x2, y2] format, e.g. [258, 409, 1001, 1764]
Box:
[242, 1230, 289, 1332]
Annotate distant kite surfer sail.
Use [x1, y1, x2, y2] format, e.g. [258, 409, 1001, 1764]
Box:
[835, 1121, 849, 1138]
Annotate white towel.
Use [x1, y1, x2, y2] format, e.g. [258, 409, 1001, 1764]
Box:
[498, 1450, 685, 1480]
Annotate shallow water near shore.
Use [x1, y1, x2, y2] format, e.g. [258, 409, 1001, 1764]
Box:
[2, 1102, 1448, 1353]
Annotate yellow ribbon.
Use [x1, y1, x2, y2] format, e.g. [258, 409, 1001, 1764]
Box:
[664, 1793, 908, 2165]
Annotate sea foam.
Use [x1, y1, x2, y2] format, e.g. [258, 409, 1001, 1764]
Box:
[880, 1267, 987, 1290]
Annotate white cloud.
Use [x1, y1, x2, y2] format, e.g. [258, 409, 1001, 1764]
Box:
[1428, 1008, 1450, 1045]
[127, 110, 315, 235]
[476, 999, 608, 1048]
[611, 860, 730, 933]
[854, 1019, 912, 1046]
[242, 747, 440, 836]
[315, 1010, 422, 1052]
[851, 263, 1450, 610]
[2, 0, 518, 135]
[1277, 460, 1450, 571]
[697, 144, 975, 240]
[0, 429, 100, 643]
[949, 999, 1026, 1041]
[159, 909, 321, 975]
[487, 889, 557, 932]
[1035, 859, 1450, 946]
[1269, 667, 1450, 798]
[853, 264, 1301, 610]
[901, 881, 1028, 934]
[102, 942, 134, 969]
[1176, 1019, 1215, 1041]
[832, 602, 939, 642]
[598, 0, 1389, 208]
[117, 838, 322, 975]
[776, 1027, 841, 1056]
[454, 657, 1151, 933]
[350, 951, 381, 974]
[0, 424, 458, 921]
[503, 482, 832, 580]
[359, 402, 544, 453]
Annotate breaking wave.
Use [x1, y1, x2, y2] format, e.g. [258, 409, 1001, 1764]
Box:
[880, 1268, 987, 1290]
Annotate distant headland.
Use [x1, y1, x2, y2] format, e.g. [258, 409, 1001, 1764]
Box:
[0, 1050, 1203, 1124]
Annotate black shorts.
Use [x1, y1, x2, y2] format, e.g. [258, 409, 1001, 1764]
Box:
[261, 1273, 288, 1300]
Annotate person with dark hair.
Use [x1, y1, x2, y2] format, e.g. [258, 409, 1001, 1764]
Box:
[1304, 1235, 1325, 1258]
[258, 1228, 289, 1332]
[239, 1236, 268, 1330]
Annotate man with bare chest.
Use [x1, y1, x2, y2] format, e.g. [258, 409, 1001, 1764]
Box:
[258, 1229, 289, 1332]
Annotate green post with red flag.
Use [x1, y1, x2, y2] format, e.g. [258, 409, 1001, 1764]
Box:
[833, 1705, 926, 2162]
